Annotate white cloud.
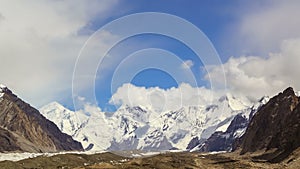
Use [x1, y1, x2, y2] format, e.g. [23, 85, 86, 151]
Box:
[181, 60, 194, 69]
[227, 0, 300, 55]
[207, 38, 300, 101]
[110, 83, 220, 112]
[0, 0, 119, 106]
[110, 39, 300, 110]
[216, 1, 300, 100]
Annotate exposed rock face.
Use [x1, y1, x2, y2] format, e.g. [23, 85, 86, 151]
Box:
[240, 87, 300, 163]
[0, 127, 21, 152]
[0, 86, 83, 153]
[197, 114, 248, 152]
[189, 96, 270, 152]
[186, 137, 203, 150]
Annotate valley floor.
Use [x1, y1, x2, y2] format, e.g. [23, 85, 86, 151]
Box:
[0, 150, 299, 169]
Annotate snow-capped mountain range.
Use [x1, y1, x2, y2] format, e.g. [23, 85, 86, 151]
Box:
[40, 94, 268, 152]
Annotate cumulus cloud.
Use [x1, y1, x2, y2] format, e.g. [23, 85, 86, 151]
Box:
[89, 1, 300, 111]
[109, 83, 220, 112]
[110, 37, 300, 111]
[112, 38, 300, 109]
[0, 0, 119, 106]
[207, 38, 300, 100]
[227, 0, 300, 55]
[181, 60, 194, 69]
[214, 0, 300, 100]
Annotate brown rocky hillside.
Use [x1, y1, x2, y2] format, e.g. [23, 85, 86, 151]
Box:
[239, 87, 300, 163]
[0, 86, 83, 153]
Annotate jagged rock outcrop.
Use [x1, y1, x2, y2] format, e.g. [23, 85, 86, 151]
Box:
[239, 87, 300, 163]
[0, 85, 83, 153]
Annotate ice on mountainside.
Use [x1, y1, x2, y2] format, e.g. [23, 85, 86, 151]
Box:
[215, 120, 232, 132]
[224, 93, 251, 111]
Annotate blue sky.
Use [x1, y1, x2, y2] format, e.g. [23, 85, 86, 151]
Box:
[1, 0, 300, 111]
[87, 1, 270, 111]
[93, 33, 208, 111]
[88, 1, 274, 57]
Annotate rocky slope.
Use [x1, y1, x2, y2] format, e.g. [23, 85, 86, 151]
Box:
[0, 85, 83, 153]
[239, 87, 300, 163]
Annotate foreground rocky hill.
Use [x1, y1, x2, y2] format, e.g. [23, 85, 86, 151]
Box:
[238, 87, 300, 163]
[0, 85, 83, 152]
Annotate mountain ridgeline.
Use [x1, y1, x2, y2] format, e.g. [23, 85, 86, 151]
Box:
[0, 85, 83, 153]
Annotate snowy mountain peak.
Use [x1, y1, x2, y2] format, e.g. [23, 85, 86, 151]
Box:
[40, 101, 68, 111]
[0, 84, 6, 89]
[0, 84, 8, 97]
[40, 102, 89, 137]
[121, 104, 149, 113]
[219, 93, 251, 111]
[258, 96, 270, 104]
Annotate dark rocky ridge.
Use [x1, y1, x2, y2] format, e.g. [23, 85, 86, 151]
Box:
[0, 86, 83, 152]
[239, 87, 300, 163]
